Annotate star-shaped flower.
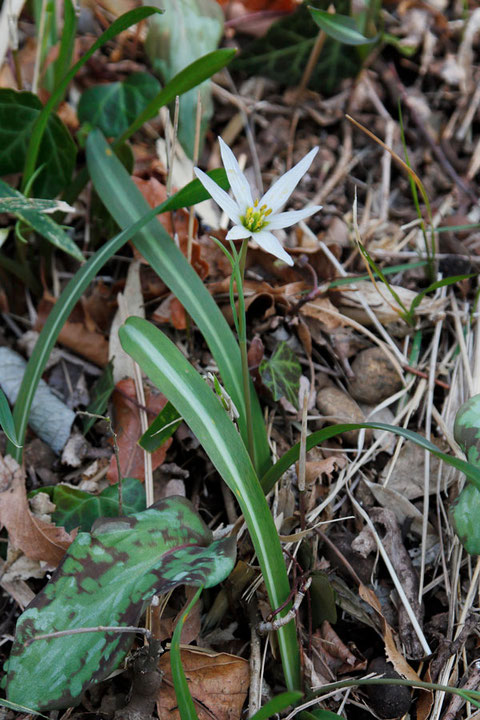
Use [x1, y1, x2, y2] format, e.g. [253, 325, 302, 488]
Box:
[194, 137, 322, 266]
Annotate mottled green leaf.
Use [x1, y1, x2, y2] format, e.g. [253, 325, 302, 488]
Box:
[259, 341, 301, 408]
[6, 496, 236, 711]
[139, 401, 182, 453]
[78, 73, 161, 139]
[308, 8, 371, 45]
[145, 0, 224, 157]
[82, 361, 115, 434]
[30, 477, 146, 532]
[454, 394, 480, 464]
[0, 179, 83, 261]
[0, 90, 76, 198]
[231, 1, 358, 94]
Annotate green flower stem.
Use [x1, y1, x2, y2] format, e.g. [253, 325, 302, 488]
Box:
[236, 239, 255, 464]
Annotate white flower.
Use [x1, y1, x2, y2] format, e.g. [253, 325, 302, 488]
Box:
[194, 137, 322, 267]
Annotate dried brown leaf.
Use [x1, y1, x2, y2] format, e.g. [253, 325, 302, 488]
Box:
[157, 649, 249, 720]
[0, 455, 74, 566]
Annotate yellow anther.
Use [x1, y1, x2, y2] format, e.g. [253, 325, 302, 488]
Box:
[254, 199, 259, 207]
[264, 208, 272, 217]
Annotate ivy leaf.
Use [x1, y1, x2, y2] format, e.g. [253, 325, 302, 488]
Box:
[259, 342, 301, 408]
[77, 73, 161, 139]
[231, 1, 359, 94]
[30, 477, 146, 533]
[0, 90, 76, 198]
[6, 496, 236, 711]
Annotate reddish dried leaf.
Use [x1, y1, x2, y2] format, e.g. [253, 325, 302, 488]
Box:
[107, 378, 172, 484]
[0, 455, 74, 566]
[157, 650, 249, 720]
[35, 294, 109, 367]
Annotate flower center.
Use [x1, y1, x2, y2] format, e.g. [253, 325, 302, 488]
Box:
[241, 199, 272, 232]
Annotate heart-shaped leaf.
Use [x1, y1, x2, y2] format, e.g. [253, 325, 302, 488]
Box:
[6, 496, 236, 711]
[78, 72, 161, 139]
[0, 90, 76, 198]
[259, 341, 301, 408]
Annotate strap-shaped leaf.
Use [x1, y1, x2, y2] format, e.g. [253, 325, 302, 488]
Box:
[87, 130, 271, 477]
[119, 316, 301, 691]
[6, 496, 236, 711]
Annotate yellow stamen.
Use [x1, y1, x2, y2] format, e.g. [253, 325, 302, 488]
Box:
[241, 200, 272, 232]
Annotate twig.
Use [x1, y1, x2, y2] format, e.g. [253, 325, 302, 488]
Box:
[26, 625, 152, 646]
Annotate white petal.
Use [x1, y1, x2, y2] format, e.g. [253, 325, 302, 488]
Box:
[252, 230, 294, 266]
[267, 205, 323, 230]
[219, 137, 253, 209]
[259, 147, 318, 214]
[194, 167, 240, 223]
[226, 225, 252, 240]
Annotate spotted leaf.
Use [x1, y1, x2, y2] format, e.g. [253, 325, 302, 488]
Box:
[6, 496, 236, 711]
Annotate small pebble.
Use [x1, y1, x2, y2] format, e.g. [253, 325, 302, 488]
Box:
[348, 347, 403, 404]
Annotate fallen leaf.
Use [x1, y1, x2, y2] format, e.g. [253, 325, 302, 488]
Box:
[0, 455, 74, 566]
[107, 378, 172, 483]
[35, 293, 109, 367]
[157, 649, 249, 720]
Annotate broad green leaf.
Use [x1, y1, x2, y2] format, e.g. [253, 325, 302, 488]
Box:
[170, 587, 202, 720]
[259, 341, 301, 408]
[260, 422, 480, 495]
[87, 130, 271, 477]
[231, 2, 358, 94]
[310, 571, 337, 627]
[0, 388, 21, 448]
[30, 477, 146, 532]
[78, 73, 161, 139]
[0, 90, 76, 197]
[450, 483, 480, 555]
[82, 361, 115, 434]
[139, 401, 182, 453]
[6, 496, 236, 711]
[0, 179, 83, 261]
[6, 171, 231, 462]
[144, 0, 224, 158]
[450, 394, 480, 554]
[119, 317, 300, 691]
[115, 47, 236, 147]
[308, 8, 372, 45]
[22, 6, 163, 190]
[249, 692, 303, 720]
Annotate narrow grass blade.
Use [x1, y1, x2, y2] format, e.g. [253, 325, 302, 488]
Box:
[170, 587, 202, 720]
[115, 49, 236, 147]
[53, 0, 77, 92]
[119, 317, 301, 691]
[6, 178, 223, 461]
[260, 422, 480, 495]
[249, 691, 303, 720]
[87, 130, 271, 477]
[0, 388, 21, 448]
[22, 6, 163, 190]
[408, 273, 476, 317]
[308, 8, 372, 45]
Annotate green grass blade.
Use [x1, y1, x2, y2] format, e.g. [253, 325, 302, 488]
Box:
[170, 587, 202, 720]
[22, 6, 163, 190]
[86, 130, 271, 476]
[408, 273, 476, 316]
[6, 177, 223, 461]
[260, 422, 480, 494]
[249, 692, 303, 720]
[119, 317, 301, 691]
[115, 48, 236, 147]
[0, 388, 21, 448]
[53, 0, 77, 91]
